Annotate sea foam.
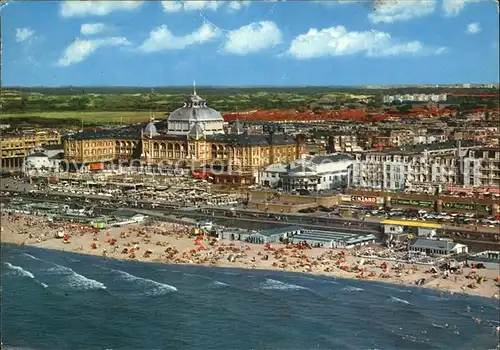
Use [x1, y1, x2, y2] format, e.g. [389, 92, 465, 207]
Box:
[260, 278, 308, 291]
[113, 269, 177, 295]
[22, 254, 106, 290]
[22, 253, 43, 262]
[4, 262, 35, 279]
[211, 281, 229, 287]
[43, 263, 106, 291]
[4, 262, 48, 288]
[389, 296, 411, 305]
[342, 286, 364, 292]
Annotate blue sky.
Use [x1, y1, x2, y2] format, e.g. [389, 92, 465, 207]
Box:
[3, 0, 499, 86]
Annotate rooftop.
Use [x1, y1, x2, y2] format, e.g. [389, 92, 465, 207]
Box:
[309, 154, 354, 164]
[382, 140, 484, 154]
[111, 210, 141, 218]
[28, 152, 48, 158]
[381, 219, 441, 229]
[64, 128, 142, 141]
[258, 226, 303, 237]
[64, 125, 298, 146]
[263, 163, 288, 173]
[409, 238, 463, 250]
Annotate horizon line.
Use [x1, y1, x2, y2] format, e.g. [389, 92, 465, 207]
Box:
[2, 83, 499, 89]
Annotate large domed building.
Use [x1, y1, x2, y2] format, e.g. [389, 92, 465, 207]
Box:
[166, 87, 225, 136]
[63, 88, 306, 181]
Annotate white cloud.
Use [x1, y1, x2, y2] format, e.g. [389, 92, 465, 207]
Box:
[183, 0, 221, 11]
[15, 27, 35, 43]
[368, 0, 436, 23]
[15, 28, 40, 66]
[435, 47, 447, 55]
[60, 1, 143, 18]
[138, 23, 220, 53]
[316, 0, 359, 5]
[224, 21, 282, 54]
[287, 25, 444, 59]
[442, 0, 480, 16]
[57, 37, 131, 67]
[160, 1, 183, 12]
[227, 1, 251, 11]
[161, 0, 248, 12]
[81, 23, 107, 36]
[161, 1, 220, 12]
[466, 22, 481, 34]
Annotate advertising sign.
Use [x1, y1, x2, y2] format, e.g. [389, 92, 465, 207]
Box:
[442, 202, 474, 211]
[442, 202, 491, 212]
[392, 198, 434, 207]
[350, 196, 378, 204]
[341, 195, 352, 202]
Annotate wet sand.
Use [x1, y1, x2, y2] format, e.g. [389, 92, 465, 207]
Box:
[2, 212, 500, 299]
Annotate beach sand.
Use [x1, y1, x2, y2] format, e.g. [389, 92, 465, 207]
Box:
[2, 212, 500, 299]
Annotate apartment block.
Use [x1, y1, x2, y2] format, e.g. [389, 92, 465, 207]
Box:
[1, 130, 61, 168]
[462, 148, 500, 187]
[350, 140, 483, 191]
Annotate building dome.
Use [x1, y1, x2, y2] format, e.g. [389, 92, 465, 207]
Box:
[167, 84, 225, 136]
[143, 117, 159, 138]
[168, 97, 223, 123]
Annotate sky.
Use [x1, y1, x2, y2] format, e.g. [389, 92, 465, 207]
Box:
[3, 0, 499, 87]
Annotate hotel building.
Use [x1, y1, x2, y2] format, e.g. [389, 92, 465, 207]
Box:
[1, 130, 61, 169]
[350, 140, 484, 191]
[63, 90, 306, 174]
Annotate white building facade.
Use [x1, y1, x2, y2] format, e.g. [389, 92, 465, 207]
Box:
[281, 154, 354, 192]
[350, 141, 483, 191]
[259, 163, 288, 188]
[259, 154, 354, 192]
[383, 93, 448, 104]
[462, 148, 500, 188]
[23, 146, 64, 174]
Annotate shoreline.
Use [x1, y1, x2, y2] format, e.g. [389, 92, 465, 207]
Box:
[4, 241, 499, 301]
[2, 213, 499, 300]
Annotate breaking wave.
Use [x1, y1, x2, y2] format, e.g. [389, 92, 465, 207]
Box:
[43, 264, 106, 291]
[4, 262, 35, 279]
[4, 262, 49, 288]
[21, 253, 106, 291]
[389, 296, 411, 305]
[211, 281, 228, 287]
[3, 244, 500, 350]
[65, 271, 107, 291]
[22, 253, 43, 262]
[342, 286, 364, 292]
[260, 278, 308, 291]
[113, 269, 177, 295]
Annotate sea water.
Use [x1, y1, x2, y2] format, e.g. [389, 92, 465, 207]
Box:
[2, 243, 499, 349]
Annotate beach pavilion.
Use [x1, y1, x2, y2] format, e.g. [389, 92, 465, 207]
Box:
[290, 230, 377, 249]
[246, 226, 303, 244]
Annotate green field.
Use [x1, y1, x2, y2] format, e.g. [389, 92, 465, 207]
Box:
[1, 86, 497, 128]
[1, 111, 157, 124]
[0, 88, 378, 118]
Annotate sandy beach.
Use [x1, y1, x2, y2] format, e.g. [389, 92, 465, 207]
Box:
[2, 212, 500, 299]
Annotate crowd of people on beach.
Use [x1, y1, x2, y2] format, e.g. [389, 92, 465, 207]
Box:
[2, 212, 499, 299]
